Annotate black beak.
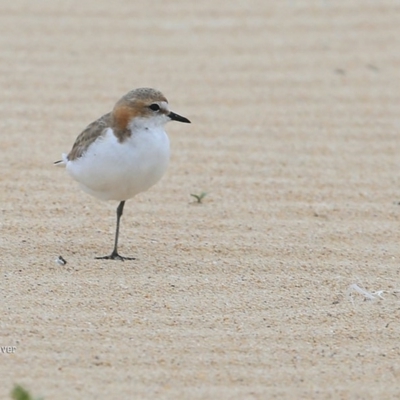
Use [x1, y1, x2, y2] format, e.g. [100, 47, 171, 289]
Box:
[168, 111, 191, 123]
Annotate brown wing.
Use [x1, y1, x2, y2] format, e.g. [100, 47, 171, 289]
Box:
[67, 112, 112, 161]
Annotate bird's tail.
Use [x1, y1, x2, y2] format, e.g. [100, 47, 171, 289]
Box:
[54, 153, 68, 167]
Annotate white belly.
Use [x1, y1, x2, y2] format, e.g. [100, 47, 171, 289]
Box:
[66, 127, 170, 201]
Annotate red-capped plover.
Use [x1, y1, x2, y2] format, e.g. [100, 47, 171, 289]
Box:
[55, 88, 191, 260]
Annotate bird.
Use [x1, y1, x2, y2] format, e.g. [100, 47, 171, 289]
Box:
[55, 88, 191, 260]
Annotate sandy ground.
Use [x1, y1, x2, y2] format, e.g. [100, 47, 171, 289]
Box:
[1, 0, 400, 398]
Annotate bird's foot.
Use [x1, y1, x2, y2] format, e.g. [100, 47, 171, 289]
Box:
[95, 251, 136, 261]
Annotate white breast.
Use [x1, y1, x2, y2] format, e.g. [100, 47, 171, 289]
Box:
[66, 127, 170, 201]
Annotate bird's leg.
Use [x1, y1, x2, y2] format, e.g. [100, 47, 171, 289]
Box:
[95, 201, 136, 261]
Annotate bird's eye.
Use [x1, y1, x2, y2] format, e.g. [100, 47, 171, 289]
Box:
[149, 104, 160, 112]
